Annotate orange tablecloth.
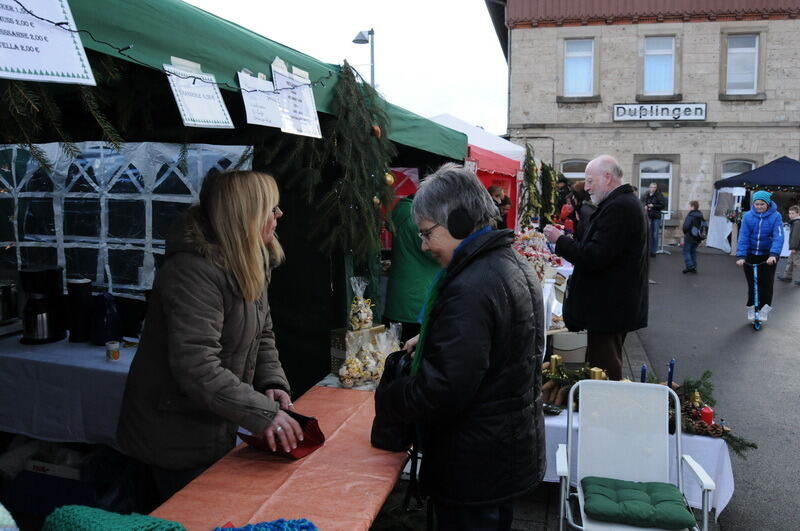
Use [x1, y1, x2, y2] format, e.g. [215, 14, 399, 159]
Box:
[151, 386, 406, 530]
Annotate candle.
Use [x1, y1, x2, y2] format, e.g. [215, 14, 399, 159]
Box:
[550, 354, 563, 373]
[700, 405, 714, 425]
[589, 367, 604, 380]
[667, 359, 675, 389]
[640, 364, 647, 383]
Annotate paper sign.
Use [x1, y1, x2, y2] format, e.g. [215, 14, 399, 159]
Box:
[237, 71, 282, 128]
[271, 59, 322, 139]
[164, 64, 234, 129]
[0, 0, 95, 85]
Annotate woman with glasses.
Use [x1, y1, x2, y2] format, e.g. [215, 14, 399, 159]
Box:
[117, 171, 302, 509]
[376, 163, 546, 531]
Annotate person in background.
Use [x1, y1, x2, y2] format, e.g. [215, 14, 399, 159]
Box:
[556, 176, 571, 213]
[117, 171, 302, 509]
[499, 195, 512, 228]
[568, 181, 596, 241]
[643, 182, 666, 257]
[681, 200, 705, 274]
[735, 190, 784, 317]
[377, 164, 545, 531]
[777, 204, 800, 285]
[544, 155, 648, 380]
[384, 194, 441, 343]
[488, 185, 510, 228]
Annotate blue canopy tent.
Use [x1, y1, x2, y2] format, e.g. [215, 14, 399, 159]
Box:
[714, 156, 800, 190]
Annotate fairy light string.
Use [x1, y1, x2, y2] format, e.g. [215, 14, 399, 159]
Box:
[11, 0, 336, 95]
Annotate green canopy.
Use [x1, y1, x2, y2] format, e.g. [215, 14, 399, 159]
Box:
[69, 0, 467, 160]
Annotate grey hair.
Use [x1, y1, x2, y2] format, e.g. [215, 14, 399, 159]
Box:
[411, 163, 500, 231]
[593, 154, 624, 180]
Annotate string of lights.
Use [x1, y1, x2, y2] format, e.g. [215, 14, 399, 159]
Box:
[11, 0, 336, 95]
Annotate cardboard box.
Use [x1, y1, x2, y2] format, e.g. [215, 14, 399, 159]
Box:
[330, 324, 385, 373]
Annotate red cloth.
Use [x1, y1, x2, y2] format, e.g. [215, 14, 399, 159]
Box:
[151, 386, 406, 530]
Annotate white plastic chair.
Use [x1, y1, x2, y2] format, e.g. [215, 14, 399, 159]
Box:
[557, 380, 715, 531]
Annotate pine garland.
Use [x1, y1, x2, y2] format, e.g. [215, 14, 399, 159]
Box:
[539, 162, 559, 227]
[518, 143, 541, 230]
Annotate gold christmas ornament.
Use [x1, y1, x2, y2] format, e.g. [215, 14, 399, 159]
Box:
[384, 172, 395, 186]
[372, 195, 381, 206]
[371, 124, 382, 139]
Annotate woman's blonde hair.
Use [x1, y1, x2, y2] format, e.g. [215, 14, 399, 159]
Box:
[195, 170, 284, 302]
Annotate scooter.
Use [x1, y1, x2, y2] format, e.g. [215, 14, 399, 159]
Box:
[746, 262, 769, 331]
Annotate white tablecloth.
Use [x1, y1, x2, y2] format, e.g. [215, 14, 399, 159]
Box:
[543, 411, 734, 516]
[0, 336, 134, 447]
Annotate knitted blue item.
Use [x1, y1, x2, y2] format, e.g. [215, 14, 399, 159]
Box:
[213, 520, 318, 531]
[752, 190, 772, 204]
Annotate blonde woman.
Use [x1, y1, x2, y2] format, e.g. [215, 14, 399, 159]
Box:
[117, 170, 301, 506]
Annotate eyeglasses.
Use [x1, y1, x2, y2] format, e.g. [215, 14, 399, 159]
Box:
[418, 223, 440, 242]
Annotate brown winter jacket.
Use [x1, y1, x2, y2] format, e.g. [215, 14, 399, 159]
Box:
[116, 211, 290, 470]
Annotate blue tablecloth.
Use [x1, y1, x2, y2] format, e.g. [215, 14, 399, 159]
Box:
[0, 336, 134, 447]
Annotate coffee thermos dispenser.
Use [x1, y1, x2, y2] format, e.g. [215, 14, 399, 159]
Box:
[19, 268, 67, 344]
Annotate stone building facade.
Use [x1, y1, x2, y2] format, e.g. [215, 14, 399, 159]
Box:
[485, 1, 800, 240]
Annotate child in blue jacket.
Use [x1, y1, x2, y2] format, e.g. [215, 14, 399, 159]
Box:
[735, 190, 784, 317]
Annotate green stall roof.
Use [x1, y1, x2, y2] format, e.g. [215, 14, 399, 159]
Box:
[69, 0, 467, 160]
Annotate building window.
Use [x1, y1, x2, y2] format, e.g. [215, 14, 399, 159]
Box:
[721, 160, 755, 180]
[726, 35, 758, 94]
[560, 159, 588, 183]
[643, 36, 675, 95]
[639, 159, 672, 219]
[564, 39, 594, 97]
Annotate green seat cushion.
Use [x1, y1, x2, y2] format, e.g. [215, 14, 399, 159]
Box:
[581, 476, 696, 530]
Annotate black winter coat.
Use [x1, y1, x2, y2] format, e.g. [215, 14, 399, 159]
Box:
[682, 210, 705, 244]
[555, 184, 649, 333]
[644, 190, 666, 219]
[375, 230, 545, 506]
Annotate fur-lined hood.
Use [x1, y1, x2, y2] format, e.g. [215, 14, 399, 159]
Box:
[165, 207, 221, 263]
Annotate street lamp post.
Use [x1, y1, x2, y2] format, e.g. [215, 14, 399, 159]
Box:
[352, 28, 375, 87]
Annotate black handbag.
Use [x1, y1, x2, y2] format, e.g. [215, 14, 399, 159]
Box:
[371, 349, 413, 452]
[372, 349, 424, 513]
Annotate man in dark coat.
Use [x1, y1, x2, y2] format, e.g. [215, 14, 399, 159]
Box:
[644, 182, 667, 257]
[544, 155, 648, 380]
[376, 163, 545, 531]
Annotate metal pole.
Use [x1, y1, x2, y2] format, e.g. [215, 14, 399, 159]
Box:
[369, 29, 375, 88]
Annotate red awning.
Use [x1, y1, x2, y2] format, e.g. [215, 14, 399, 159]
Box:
[468, 145, 521, 178]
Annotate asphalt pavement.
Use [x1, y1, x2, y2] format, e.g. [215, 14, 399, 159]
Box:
[639, 246, 800, 531]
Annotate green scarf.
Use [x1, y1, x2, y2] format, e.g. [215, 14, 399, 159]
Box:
[411, 269, 444, 375]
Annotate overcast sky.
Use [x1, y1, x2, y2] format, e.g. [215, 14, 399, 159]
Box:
[182, 0, 509, 135]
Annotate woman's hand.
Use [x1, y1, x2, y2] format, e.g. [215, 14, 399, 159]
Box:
[766, 256, 777, 265]
[265, 388, 293, 410]
[404, 334, 419, 357]
[736, 259, 745, 266]
[261, 409, 303, 453]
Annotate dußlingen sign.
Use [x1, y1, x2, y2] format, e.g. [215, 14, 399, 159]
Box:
[613, 103, 707, 121]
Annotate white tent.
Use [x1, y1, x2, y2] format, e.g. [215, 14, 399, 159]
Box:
[429, 114, 524, 162]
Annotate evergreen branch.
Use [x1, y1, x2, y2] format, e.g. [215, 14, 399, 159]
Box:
[19, 143, 53, 174]
[681, 370, 716, 407]
[12, 82, 40, 114]
[177, 143, 189, 176]
[79, 86, 124, 150]
[721, 432, 758, 459]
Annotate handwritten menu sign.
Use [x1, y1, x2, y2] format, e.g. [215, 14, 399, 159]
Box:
[164, 64, 234, 129]
[237, 71, 282, 128]
[271, 60, 322, 139]
[0, 0, 95, 85]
